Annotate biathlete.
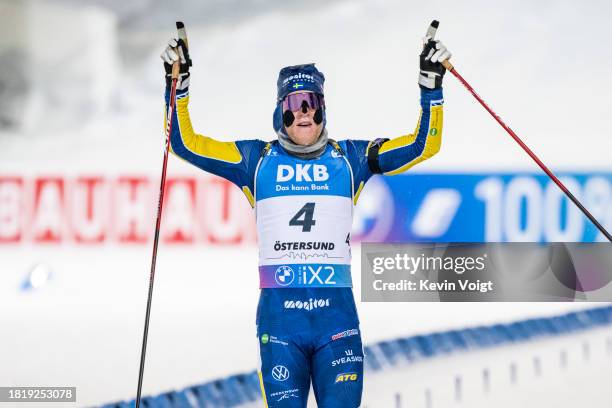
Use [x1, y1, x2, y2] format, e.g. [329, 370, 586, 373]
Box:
[161, 31, 450, 407]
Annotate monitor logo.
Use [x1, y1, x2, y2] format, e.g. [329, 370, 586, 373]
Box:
[284, 298, 330, 311]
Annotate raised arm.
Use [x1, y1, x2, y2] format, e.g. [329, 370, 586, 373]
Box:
[339, 37, 451, 204]
[161, 38, 265, 207]
[339, 87, 443, 204]
[371, 87, 443, 175]
[366, 35, 451, 175]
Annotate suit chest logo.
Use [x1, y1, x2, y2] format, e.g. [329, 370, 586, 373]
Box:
[256, 146, 351, 199]
[276, 164, 329, 182]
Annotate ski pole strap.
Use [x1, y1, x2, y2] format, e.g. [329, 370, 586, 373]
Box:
[259, 264, 352, 288]
[367, 138, 390, 174]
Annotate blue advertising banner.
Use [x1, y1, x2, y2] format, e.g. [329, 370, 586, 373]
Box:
[353, 173, 612, 243]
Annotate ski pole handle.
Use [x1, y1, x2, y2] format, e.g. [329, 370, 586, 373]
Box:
[171, 57, 180, 80]
[426, 20, 454, 71]
[177, 21, 189, 49]
[426, 19, 439, 40]
[171, 21, 188, 80]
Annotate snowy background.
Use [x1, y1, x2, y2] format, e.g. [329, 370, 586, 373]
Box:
[0, 0, 611, 406]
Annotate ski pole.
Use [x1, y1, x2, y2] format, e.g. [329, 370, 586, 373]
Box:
[428, 20, 611, 242]
[135, 21, 189, 408]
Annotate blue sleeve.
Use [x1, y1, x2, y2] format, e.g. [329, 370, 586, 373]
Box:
[165, 87, 266, 207]
[339, 87, 444, 203]
[376, 88, 444, 175]
[337, 139, 373, 205]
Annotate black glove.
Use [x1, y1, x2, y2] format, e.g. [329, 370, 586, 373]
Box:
[419, 38, 451, 89]
[160, 38, 192, 90]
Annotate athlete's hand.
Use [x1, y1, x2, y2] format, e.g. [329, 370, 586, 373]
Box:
[418, 37, 451, 89]
[160, 38, 192, 90]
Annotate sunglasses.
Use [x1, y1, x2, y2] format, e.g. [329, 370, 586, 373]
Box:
[282, 92, 325, 112]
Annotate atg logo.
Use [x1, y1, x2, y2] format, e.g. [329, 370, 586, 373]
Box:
[271, 365, 290, 382]
[274, 266, 295, 286]
[277, 164, 329, 182]
[335, 373, 358, 383]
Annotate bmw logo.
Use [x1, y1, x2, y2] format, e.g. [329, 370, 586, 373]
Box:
[274, 266, 295, 286]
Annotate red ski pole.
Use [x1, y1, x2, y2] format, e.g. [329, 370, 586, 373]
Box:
[135, 21, 189, 407]
[428, 21, 611, 242]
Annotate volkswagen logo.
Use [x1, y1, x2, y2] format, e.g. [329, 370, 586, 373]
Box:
[274, 265, 295, 286]
[271, 365, 290, 382]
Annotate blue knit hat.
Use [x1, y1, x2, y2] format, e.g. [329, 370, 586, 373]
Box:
[276, 63, 325, 101]
[273, 63, 325, 132]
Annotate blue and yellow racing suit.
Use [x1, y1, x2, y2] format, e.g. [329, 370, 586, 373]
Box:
[165, 85, 443, 407]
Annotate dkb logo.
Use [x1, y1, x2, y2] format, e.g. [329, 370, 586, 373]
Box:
[276, 164, 329, 182]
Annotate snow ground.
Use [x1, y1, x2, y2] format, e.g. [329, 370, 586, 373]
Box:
[360, 325, 612, 408]
[0, 245, 604, 406]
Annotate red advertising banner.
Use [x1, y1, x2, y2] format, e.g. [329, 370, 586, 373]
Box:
[0, 175, 256, 245]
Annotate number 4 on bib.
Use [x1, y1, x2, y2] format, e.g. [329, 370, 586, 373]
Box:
[290, 202, 316, 232]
